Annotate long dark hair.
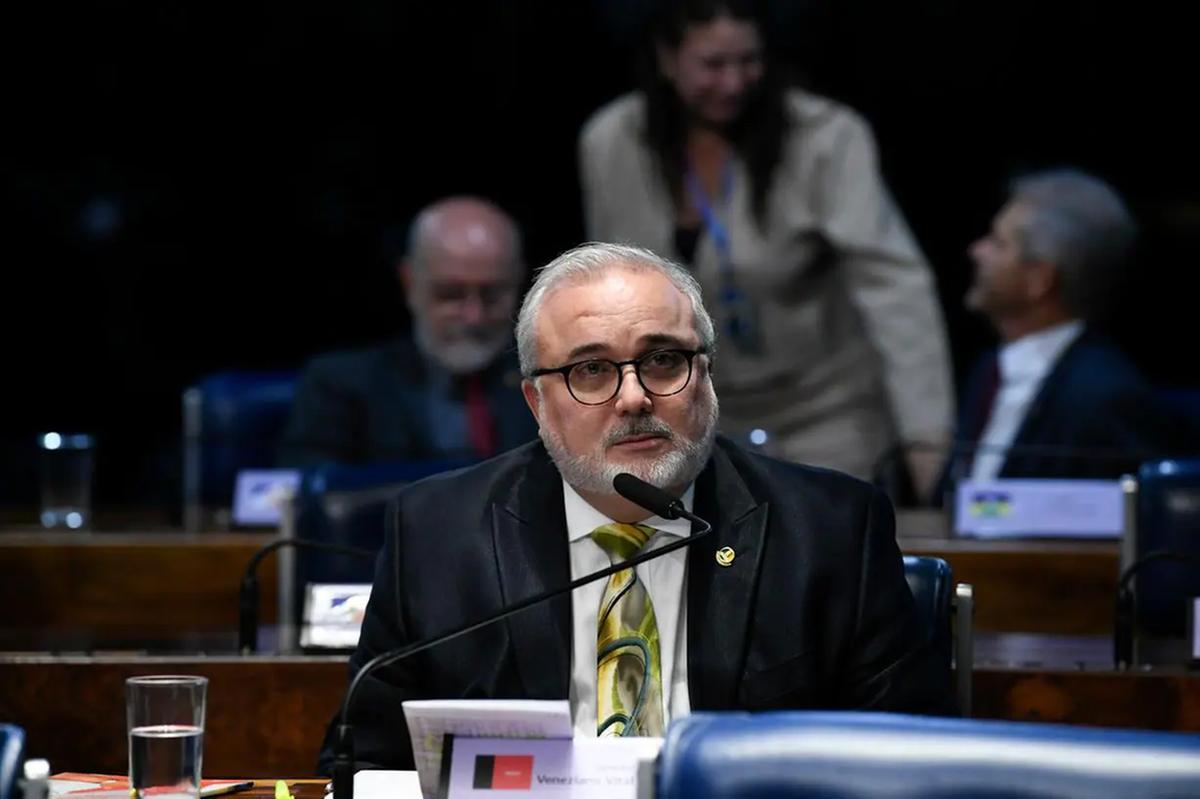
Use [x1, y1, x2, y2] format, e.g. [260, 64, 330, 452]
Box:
[641, 0, 789, 228]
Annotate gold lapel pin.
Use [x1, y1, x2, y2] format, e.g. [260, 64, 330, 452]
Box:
[715, 547, 736, 567]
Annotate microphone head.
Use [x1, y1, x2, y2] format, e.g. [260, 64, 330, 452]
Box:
[612, 473, 680, 519]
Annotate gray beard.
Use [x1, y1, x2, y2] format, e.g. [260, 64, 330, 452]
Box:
[414, 320, 509, 376]
[539, 386, 719, 495]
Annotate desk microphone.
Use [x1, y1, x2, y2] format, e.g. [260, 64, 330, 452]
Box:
[238, 538, 377, 654]
[331, 472, 713, 799]
[1113, 550, 1200, 669]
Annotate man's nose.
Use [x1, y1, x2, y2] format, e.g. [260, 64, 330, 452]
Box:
[612, 364, 652, 415]
[459, 292, 487, 324]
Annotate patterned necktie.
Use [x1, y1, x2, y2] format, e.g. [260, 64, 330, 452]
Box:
[590, 522, 664, 737]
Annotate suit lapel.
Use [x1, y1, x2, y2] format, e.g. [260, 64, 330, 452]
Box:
[1002, 334, 1085, 476]
[686, 444, 767, 709]
[490, 448, 572, 699]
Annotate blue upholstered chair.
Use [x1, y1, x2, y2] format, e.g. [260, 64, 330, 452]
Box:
[276, 458, 475, 646]
[0, 724, 24, 799]
[903, 555, 973, 715]
[1119, 459, 1200, 666]
[182, 370, 298, 530]
[656, 711, 1200, 798]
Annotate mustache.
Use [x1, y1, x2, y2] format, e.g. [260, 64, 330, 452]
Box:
[603, 416, 675, 447]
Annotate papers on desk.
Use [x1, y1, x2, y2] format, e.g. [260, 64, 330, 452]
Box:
[401, 699, 573, 798]
[49, 773, 253, 797]
[322, 771, 422, 799]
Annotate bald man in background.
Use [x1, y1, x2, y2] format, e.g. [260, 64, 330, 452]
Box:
[279, 197, 538, 466]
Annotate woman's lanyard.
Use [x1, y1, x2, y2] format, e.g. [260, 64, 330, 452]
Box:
[685, 159, 761, 354]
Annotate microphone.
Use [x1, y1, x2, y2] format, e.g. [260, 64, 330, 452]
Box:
[331, 473, 713, 799]
[239, 538, 377, 654]
[1113, 550, 1200, 669]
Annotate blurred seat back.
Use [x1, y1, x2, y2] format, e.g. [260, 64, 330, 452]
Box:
[656, 711, 1200, 799]
[903, 555, 973, 715]
[285, 459, 475, 635]
[1133, 459, 1200, 644]
[0, 724, 24, 799]
[182, 370, 297, 530]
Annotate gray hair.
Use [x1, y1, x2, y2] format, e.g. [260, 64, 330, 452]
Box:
[1009, 169, 1137, 321]
[516, 242, 716, 376]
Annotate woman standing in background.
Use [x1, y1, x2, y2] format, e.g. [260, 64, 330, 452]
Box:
[579, 0, 953, 498]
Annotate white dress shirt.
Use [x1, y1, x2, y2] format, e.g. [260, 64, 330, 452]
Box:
[971, 320, 1085, 481]
[563, 479, 693, 737]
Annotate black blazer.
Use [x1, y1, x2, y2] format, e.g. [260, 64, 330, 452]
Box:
[945, 331, 1194, 485]
[278, 337, 537, 466]
[319, 437, 953, 772]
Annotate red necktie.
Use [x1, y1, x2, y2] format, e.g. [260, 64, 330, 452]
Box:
[465, 373, 496, 458]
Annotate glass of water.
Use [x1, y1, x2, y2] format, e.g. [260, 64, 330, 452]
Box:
[126, 675, 207, 799]
[37, 432, 95, 529]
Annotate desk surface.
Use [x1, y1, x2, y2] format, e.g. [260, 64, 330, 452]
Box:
[0, 514, 1121, 646]
[3, 647, 1197, 778]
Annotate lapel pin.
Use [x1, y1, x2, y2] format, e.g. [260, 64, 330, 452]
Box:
[715, 547, 736, 567]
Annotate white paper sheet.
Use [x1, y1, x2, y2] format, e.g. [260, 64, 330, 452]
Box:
[401, 699, 573, 798]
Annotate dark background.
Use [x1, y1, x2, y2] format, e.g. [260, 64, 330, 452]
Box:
[3, 0, 1197, 514]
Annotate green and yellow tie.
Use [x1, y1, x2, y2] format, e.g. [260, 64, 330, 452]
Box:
[590, 522, 664, 737]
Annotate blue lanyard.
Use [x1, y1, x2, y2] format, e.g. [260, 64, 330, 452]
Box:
[684, 160, 736, 289]
[684, 159, 760, 353]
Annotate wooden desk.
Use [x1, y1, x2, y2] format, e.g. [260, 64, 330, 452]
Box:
[897, 510, 1120, 634]
[3, 648, 1197, 778]
[0, 513, 1121, 645]
[0, 531, 277, 646]
[0, 655, 345, 777]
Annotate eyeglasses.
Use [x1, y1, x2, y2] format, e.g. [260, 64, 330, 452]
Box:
[529, 348, 706, 406]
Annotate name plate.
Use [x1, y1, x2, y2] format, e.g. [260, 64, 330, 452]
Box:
[954, 479, 1124, 539]
[232, 468, 300, 526]
[441, 737, 660, 798]
[300, 583, 371, 649]
[1192, 598, 1200, 664]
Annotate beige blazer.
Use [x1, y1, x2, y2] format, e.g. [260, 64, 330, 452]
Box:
[579, 90, 953, 478]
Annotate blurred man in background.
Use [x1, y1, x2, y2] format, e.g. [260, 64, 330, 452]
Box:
[279, 196, 537, 466]
[943, 169, 1193, 486]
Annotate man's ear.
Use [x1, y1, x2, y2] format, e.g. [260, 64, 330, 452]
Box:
[521, 379, 542, 426]
[1024, 259, 1058, 303]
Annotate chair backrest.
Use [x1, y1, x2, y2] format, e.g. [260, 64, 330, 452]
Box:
[182, 370, 298, 528]
[656, 711, 1200, 799]
[0, 724, 24, 799]
[1135, 459, 1200, 637]
[903, 555, 953, 668]
[902, 554, 976, 715]
[288, 458, 475, 627]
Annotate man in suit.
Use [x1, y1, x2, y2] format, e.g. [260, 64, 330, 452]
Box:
[279, 196, 538, 466]
[943, 169, 1186, 488]
[319, 242, 951, 773]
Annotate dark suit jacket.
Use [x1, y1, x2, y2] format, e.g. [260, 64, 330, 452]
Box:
[278, 337, 538, 466]
[944, 331, 1191, 487]
[318, 437, 953, 772]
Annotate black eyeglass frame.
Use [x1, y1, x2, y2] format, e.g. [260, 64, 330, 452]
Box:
[528, 348, 707, 406]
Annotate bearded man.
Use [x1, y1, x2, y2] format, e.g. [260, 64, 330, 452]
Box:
[280, 196, 537, 466]
[319, 242, 952, 773]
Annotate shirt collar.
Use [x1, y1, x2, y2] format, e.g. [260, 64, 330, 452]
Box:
[999, 320, 1085, 383]
[562, 478, 695, 543]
